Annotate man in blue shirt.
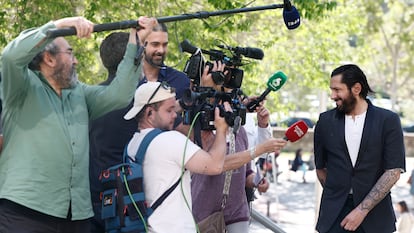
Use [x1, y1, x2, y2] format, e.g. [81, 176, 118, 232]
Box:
[89, 23, 190, 233]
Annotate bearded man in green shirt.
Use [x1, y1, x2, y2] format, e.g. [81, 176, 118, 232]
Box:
[0, 16, 157, 232]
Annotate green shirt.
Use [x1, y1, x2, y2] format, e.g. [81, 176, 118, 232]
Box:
[0, 22, 141, 220]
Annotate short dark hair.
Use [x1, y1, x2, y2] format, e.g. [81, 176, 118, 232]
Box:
[28, 41, 60, 71]
[295, 148, 302, 157]
[331, 64, 374, 99]
[135, 102, 161, 130]
[153, 23, 168, 33]
[398, 201, 409, 213]
[100, 32, 129, 72]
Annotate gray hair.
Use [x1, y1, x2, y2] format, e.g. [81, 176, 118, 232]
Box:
[28, 41, 60, 71]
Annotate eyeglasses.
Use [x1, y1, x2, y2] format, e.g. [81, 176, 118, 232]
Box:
[57, 49, 75, 59]
[146, 81, 174, 105]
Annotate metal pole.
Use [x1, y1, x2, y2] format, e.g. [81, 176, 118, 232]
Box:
[46, 4, 283, 38]
[251, 209, 287, 233]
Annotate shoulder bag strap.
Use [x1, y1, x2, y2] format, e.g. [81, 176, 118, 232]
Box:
[222, 129, 236, 209]
[151, 177, 181, 211]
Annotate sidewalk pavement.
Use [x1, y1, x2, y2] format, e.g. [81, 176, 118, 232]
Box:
[249, 156, 414, 233]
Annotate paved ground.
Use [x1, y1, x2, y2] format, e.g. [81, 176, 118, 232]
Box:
[248, 156, 414, 233]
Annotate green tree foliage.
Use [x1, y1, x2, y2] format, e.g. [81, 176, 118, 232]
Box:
[0, 0, 341, 122]
[355, 0, 414, 123]
[0, 0, 335, 78]
[3, 0, 413, 123]
[0, 0, 269, 83]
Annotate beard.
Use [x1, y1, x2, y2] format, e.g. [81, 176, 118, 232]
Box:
[335, 94, 357, 114]
[144, 51, 165, 67]
[53, 62, 78, 89]
[159, 120, 174, 131]
[154, 113, 175, 131]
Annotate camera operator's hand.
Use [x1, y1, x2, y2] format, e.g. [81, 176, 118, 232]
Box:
[200, 60, 227, 90]
[214, 101, 231, 134]
[129, 16, 158, 46]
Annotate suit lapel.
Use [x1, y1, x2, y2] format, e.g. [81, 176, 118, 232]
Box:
[334, 111, 353, 166]
[355, 103, 373, 168]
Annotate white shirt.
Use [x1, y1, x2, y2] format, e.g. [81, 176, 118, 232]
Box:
[397, 212, 414, 233]
[127, 128, 201, 233]
[244, 113, 272, 158]
[345, 111, 366, 167]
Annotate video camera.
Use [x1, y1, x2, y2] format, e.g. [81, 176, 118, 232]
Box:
[180, 39, 263, 89]
[180, 86, 246, 131]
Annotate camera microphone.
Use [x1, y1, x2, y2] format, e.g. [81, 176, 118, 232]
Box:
[217, 45, 264, 60]
[180, 39, 199, 54]
[246, 71, 287, 112]
[284, 120, 308, 142]
[283, 0, 301, 30]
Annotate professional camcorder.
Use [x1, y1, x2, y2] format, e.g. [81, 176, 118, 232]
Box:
[179, 40, 263, 132]
[180, 86, 246, 131]
[180, 39, 263, 89]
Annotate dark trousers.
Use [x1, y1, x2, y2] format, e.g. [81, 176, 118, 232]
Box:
[0, 199, 91, 233]
[326, 195, 365, 233]
[90, 201, 105, 233]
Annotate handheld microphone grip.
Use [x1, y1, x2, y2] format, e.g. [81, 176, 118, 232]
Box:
[46, 20, 138, 38]
[246, 89, 270, 112]
[246, 71, 288, 112]
[283, 120, 308, 142]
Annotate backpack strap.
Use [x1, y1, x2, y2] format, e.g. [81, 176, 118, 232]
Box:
[135, 128, 163, 164]
[130, 128, 182, 212]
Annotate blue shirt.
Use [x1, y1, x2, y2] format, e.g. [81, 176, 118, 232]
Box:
[0, 22, 141, 220]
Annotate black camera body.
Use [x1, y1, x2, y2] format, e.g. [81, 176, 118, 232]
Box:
[181, 40, 244, 89]
[181, 87, 246, 131]
[179, 39, 263, 131]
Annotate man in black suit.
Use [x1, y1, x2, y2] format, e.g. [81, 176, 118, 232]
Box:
[314, 64, 405, 233]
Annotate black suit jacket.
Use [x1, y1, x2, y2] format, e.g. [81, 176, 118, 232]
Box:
[314, 100, 405, 233]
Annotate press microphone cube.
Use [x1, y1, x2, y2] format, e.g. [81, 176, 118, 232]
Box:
[267, 71, 287, 92]
[246, 71, 288, 112]
[284, 120, 308, 142]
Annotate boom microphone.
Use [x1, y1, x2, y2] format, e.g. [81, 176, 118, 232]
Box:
[284, 120, 308, 142]
[217, 45, 264, 60]
[46, 4, 289, 38]
[246, 71, 287, 112]
[283, 0, 301, 30]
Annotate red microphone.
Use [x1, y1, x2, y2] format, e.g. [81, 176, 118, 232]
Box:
[284, 120, 308, 142]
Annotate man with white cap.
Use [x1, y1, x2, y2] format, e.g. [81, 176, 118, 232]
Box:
[123, 81, 230, 233]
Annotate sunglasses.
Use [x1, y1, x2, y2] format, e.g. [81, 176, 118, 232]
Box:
[146, 81, 175, 105]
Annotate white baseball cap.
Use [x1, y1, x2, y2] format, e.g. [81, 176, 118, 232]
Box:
[124, 81, 176, 120]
